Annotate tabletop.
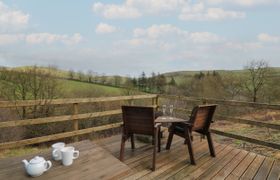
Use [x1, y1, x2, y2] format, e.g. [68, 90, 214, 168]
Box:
[155, 116, 188, 123]
[0, 140, 130, 180]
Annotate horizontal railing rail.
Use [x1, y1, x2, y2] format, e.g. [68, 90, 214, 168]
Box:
[0, 122, 123, 149]
[0, 94, 157, 108]
[0, 94, 159, 150]
[159, 94, 280, 110]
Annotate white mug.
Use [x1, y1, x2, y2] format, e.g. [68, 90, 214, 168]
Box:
[52, 142, 65, 161]
[61, 146, 79, 166]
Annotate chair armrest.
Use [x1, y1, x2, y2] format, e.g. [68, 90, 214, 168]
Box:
[182, 121, 192, 126]
[174, 121, 193, 129]
[154, 123, 162, 128]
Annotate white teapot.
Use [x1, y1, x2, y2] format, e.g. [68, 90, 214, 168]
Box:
[22, 156, 52, 177]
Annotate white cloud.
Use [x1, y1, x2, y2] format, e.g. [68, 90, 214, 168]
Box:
[133, 24, 187, 39]
[125, 0, 185, 13]
[0, 34, 24, 45]
[25, 33, 83, 45]
[190, 32, 222, 43]
[258, 33, 280, 43]
[0, 1, 29, 31]
[92, 1, 246, 21]
[92, 2, 141, 19]
[0, 33, 83, 45]
[133, 24, 222, 44]
[225, 42, 262, 51]
[179, 2, 245, 21]
[92, 0, 186, 19]
[207, 0, 276, 6]
[95, 23, 117, 34]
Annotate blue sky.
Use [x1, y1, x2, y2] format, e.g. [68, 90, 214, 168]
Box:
[0, 0, 280, 76]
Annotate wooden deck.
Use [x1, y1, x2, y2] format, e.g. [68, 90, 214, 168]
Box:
[96, 134, 280, 180]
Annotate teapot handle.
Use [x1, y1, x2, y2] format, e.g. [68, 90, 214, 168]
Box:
[44, 161, 52, 172]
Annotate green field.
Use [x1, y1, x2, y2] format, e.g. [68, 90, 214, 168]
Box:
[59, 79, 130, 98]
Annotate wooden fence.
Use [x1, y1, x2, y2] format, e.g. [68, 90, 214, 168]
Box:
[0, 94, 158, 149]
[159, 94, 280, 150]
[0, 94, 280, 150]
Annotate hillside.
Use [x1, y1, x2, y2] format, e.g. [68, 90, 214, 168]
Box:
[0, 66, 142, 99]
[59, 79, 138, 98]
[11, 66, 130, 85]
[163, 67, 280, 85]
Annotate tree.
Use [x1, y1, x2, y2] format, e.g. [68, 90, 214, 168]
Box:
[101, 73, 107, 84]
[221, 72, 242, 99]
[244, 60, 269, 102]
[169, 77, 176, 86]
[131, 77, 137, 87]
[87, 70, 93, 82]
[0, 66, 61, 118]
[113, 75, 121, 86]
[155, 73, 166, 93]
[68, 69, 75, 80]
[138, 72, 147, 90]
[78, 71, 84, 81]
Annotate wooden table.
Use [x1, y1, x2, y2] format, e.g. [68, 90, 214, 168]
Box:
[0, 140, 130, 180]
[155, 116, 188, 123]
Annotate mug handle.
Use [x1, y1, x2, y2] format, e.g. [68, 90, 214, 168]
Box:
[52, 149, 59, 158]
[73, 150, 79, 159]
[44, 161, 52, 171]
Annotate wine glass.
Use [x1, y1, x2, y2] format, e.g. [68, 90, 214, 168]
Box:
[169, 105, 174, 117]
[162, 105, 167, 116]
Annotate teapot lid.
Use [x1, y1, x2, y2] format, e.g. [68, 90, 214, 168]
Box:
[30, 156, 45, 164]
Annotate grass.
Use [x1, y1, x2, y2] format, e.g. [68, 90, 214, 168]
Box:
[212, 110, 280, 160]
[59, 79, 127, 98]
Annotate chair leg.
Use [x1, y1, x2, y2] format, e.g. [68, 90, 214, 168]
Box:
[152, 129, 158, 171]
[120, 135, 126, 161]
[131, 134, 135, 149]
[157, 127, 161, 152]
[166, 131, 174, 150]
[206, 132, 216, 157]
[185, 129, 196, 165]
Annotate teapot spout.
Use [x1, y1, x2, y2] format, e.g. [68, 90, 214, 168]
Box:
[22, 159, 29, 167]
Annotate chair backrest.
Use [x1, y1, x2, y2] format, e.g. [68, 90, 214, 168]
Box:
[122, 106, 155, 135]
[189, 104, 217, 131]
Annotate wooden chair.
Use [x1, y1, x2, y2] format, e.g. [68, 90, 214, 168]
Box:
[119, 106, 161, 171]
[166, 104, 217, 165]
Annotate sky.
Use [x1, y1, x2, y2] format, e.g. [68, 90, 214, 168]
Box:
[0, 0, 280, 76]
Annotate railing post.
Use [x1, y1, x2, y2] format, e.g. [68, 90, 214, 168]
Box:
[152, 95, 159, 110]
[73, 103, 79, 142]
[202, 98, 207, 105]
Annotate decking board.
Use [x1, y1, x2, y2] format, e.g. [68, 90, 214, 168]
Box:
[95, 134, 280, 180]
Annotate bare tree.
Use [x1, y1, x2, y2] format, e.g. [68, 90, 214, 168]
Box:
[87, 70, 93, 83]
[78, 71, 84, 81]
[0, 66, 61, 119]
[244, 60, 269, 102]
[113, 75, 121, 86]
[68, 69, 75, 80]
[221, 72, 242, 100]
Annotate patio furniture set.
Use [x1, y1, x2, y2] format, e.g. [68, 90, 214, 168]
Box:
[119, 104, 217, 171]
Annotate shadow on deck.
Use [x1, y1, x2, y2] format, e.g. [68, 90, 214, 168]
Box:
[96, 133, 280, 180]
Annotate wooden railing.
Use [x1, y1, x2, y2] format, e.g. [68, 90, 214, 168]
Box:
[0, 94, 158, 149]
[159, 94, 280, 150]
[1, 93, 279, 150]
